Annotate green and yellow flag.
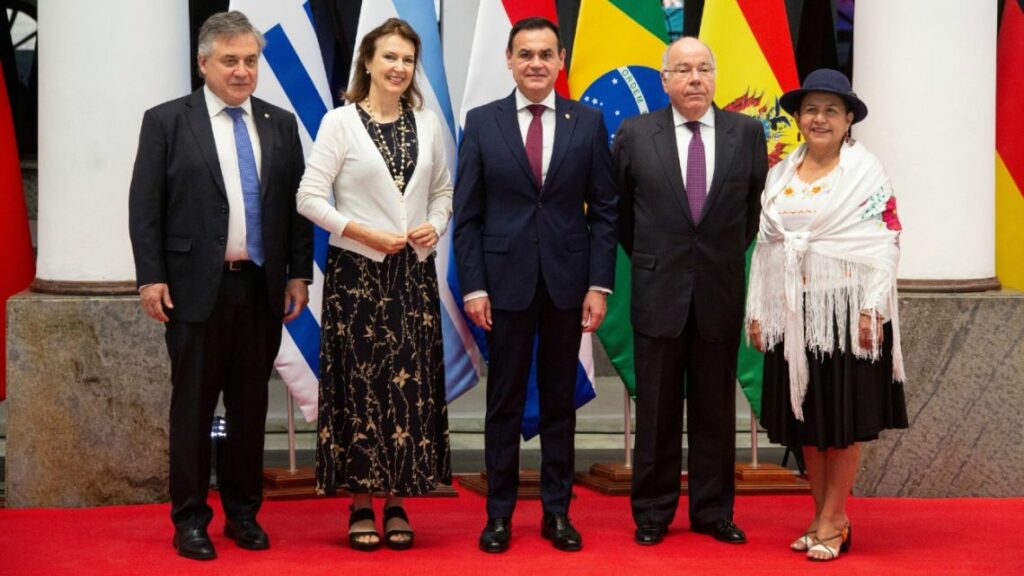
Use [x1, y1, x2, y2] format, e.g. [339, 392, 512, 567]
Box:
[701, 0, 800, 418]
[568, 0, 670, 396]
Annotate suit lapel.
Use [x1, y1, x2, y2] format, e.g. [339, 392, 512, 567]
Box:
[495, 91, 539, 191]
[543, 96, 578, 195]
[651, 107, 694, 225]
[186, 90, 227, 199]
[703, 107, 736, 219]
[252, 98, 274, 198]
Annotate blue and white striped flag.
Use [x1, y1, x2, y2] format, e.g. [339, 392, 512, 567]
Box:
[229, 1, 332, 421]
[352, 0, 484, 402]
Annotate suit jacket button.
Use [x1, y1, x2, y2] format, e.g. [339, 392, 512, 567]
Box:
[537, 201, 543, 208]
[218, 236, 226, 245]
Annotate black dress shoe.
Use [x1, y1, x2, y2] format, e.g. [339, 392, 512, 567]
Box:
[541, 513, 582, 552]
[634, 522, 667, 545]
[224, 518, 270, 550]
[173, 527, 217, 560]
[691, 519, 747, 544]
[479, 517, 511, 553]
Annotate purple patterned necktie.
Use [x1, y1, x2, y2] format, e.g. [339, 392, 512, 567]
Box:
[526, 104, 545, 188]
[685, 121, 706, 223]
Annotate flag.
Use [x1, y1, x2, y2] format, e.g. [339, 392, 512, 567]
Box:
[700, 0, 800, 419]
[0, 61, 34, 402]
[355, 0, 484, 403]
[997, 0, 1024, 291]
[230, 0, 334, 421]
[460, 0, 594, 440]
[568, 0, 670, 397]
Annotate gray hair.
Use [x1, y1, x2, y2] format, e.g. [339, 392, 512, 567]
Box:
[197, 11, 266, 58]
[662, 36, 717, 70]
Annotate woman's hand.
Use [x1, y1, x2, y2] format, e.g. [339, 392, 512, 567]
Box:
[858, 310, 885, 350]
[748, 319, 764, 352]
[407, 223, 439, 249]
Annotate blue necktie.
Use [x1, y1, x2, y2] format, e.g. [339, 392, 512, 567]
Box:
[225, 107, 264, 265]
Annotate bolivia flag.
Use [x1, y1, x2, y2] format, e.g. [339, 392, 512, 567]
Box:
[0, 61, 34, 402]
[701, 0, 800, 419]
[568, 0, 669, 397]
[997, 0, 1024, 291]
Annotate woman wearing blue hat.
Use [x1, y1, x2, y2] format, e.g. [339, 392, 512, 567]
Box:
[745, 68, 909, 562]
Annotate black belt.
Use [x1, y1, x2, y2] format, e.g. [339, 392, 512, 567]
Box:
[224, 260, 259, 272]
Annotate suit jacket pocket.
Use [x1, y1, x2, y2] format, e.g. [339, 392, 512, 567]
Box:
[631, 250, 656, 270]
[165, 236, 192, 253]
[482, 234, 509, 253]
[566, 232, 588, 252]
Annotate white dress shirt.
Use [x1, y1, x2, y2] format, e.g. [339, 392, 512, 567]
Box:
[205, 86, 262, 262]
[672, 105, 715, 195]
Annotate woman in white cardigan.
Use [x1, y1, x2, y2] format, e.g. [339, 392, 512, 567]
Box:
[746, 69, 907, 562]
[296, 18, 452, 552]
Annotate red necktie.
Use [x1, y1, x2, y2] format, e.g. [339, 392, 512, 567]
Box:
[685, 121, 706, 223]
[526, 104, 545, 188]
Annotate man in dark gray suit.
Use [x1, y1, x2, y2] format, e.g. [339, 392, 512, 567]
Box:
[129, 11, 312, 561]
[613, 37, 767, 547]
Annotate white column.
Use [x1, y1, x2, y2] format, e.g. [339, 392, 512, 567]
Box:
[35, 0, 190, 289]
[853, 0, 997, 285]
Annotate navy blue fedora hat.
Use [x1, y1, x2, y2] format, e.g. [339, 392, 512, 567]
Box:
[779, 68, 868, 124]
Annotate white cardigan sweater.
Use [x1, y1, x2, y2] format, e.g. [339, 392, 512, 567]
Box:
[296, 104, 453, 262]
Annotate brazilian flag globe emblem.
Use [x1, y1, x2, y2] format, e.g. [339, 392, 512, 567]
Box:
[580, 67, 669, 146]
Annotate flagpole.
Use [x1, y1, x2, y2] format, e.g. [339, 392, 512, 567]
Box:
[286, 391, 298, 474]
[623, 388, 633, 468]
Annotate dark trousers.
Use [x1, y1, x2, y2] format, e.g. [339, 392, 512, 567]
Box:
[631, 299, 739, 528]
[484, 278, 582, 519]
[165, 266, 280, 530]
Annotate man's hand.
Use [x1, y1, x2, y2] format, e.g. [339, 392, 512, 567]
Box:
[465, 296, 492, 331]
[407, 223, 438, 249]
[140, 283, 173, 322]
[581, 290, 607, 333]
[283, 279, 310, 323]
[748, 319, 764, 352]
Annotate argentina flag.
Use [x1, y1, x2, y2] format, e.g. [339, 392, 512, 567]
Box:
[352, 0, 484, 404]
[228, 0, 332, 421]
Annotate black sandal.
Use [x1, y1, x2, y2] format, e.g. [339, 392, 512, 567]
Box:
[383, 506, 415, 550]
[348, 506, 381, 551]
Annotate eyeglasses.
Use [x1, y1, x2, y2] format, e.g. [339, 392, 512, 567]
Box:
[662, 66, 715, 79]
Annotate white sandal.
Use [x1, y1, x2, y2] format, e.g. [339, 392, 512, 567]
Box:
[807, 524, 851, 562]
[790, 530, 815, 552]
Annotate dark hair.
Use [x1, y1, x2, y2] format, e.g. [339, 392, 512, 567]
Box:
[197, 11, 265, 58]
[344, 18, 422, 108]
[506, 17, 563, 53]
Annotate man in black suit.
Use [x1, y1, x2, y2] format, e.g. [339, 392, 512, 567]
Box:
[454, 17, 617, 554]
[128, 11, 313, 561]
[614, 37, 767, 546]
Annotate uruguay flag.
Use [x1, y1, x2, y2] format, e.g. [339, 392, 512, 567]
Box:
[353, 1, 484, 402]
[459, 0, 597, 440]
[229, 0, 331, 422]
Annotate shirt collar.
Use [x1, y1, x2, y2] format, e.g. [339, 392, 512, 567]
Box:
[204, 85, 253, 119]
[672, 105, 715, 129]
[516, 89, 556, 112]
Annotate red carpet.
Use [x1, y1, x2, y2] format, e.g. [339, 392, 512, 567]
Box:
[2, 483, 1022, 576]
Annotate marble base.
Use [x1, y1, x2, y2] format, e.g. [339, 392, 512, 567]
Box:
[5, 291, 170, 507]
[855, 291, 1024, 497]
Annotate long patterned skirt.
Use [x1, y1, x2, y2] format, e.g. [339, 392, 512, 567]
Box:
[315, 245, 451, 495]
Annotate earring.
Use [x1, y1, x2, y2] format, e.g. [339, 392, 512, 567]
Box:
[365, 68, 370, 75]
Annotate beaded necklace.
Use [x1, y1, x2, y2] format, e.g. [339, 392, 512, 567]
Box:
[363, 98, 411, 191]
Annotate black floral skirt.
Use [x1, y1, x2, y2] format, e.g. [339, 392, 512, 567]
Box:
[761, 322, 909, 451]
[315, 245, 451, 495]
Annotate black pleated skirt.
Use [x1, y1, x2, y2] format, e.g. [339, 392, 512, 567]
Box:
[760, 321, 909, 451]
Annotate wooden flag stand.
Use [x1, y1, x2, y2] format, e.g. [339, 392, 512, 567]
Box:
[263, 393, 457, 500]
[458, 469, 548, 499]
[575, 395, 810, 496]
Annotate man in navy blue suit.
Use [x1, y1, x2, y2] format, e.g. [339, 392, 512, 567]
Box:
[453, 17, 617, 554]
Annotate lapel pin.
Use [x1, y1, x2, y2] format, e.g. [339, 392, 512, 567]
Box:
[264, 113, 270, 118]
[564, 113, 570, 119]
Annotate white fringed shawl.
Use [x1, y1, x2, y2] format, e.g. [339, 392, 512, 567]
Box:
[746, 141, 905, 421]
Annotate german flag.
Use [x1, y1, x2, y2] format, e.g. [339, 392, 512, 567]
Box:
[997, 0, 1024, 291]
[568, 0, 670, 396]
[701, 0, 800, 418]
